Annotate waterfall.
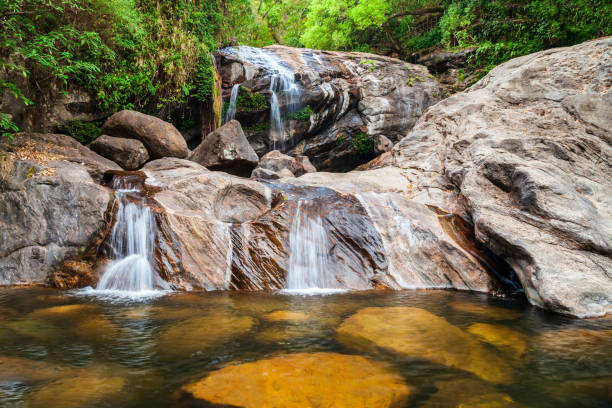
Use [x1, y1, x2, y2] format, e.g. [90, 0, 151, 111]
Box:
[94, 175, 169, 296]
[232, 46, 302, 152]
[284, 200, 345, 294]
[224, 84, 240, 123]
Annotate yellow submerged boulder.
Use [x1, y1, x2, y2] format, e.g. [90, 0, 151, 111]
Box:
[157, 314, 256, 357]
[28, 304, 99, 320]
[423, 379, 524, 408]
[467, 323, 527, 357]
[263, 310, 311, 322]
[448, 301, 522, 320]
[182, 352, 413, 408]
[27, 373, 125, 408]
[336, 307, 514, 383]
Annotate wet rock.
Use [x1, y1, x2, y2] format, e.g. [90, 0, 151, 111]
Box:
[448, 301, 522, 321]
[28, 304, 99, 320]
[263, 310, 310, 322]
[0, 138, 112, 285]
[70, 317, 119, 341]
[27, 372, 125, 408]
[380, 38, 612, 317]
[190, 119, 258, 177]
[534, 328, 612, 360]
[50, 260, 98, 289]
[181, 352, 414, 407]
[467, 323, 527, 357]
[142, 158, 271, 289]
[251, 166, 294, 180]
[336, 307, 514, 383]
[2, 319, 62, 340]
[101, 110, 188, 159]
[89, 135, 149, 170]
[216, 45, 441, 171]
[157, 314, 255, 357]
[0, 356, 68, 383]
[422, 378, 524, 408]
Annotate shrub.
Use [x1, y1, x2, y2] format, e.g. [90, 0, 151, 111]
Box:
[54, 120, 102, 143]
[285, 105, 313, 121]
[351, 132, 374, 155]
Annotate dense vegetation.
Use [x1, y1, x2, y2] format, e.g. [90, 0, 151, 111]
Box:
[1, 0, 610, 139]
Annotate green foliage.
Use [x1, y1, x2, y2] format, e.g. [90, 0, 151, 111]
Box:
[244, 122, 271, 132]
[1, 114, 19, 140]
[54, 120, 101, 143]
[351, 132, 374, 155]
[236, 87, 268, 111]
[286, 105, 313, 120]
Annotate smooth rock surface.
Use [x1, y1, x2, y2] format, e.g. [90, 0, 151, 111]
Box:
[181, 352, 413, 407]
[0, 139, 111, 284]
[190, 119, 258, 177]
[89, 134, 149, 170]
[362, 38, 612, 317]
[101, 110, 188, 159]
[336, 307, 514, 383]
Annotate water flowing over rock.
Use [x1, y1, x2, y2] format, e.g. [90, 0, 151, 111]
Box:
[101, 110, 188, 159]
[95, 174, 169, 292]
[215, 45, 441, 170]
[181, 352, 413, 407]
[0, 134, 112, 284]
[365, 37, 612, 317]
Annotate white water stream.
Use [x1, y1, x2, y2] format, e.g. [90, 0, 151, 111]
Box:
[224, 84, 240, 123]
[91, 177, 169, 298]
[284, 200, 345, 295]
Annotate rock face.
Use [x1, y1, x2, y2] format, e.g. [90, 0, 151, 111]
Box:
[101, 110, 188, 159]
[364, 37, 612, 317]
[89, 135, 149, 170]
[251, 149, 316, 179]
[190, 119, 258, 177]
[215, 45, 441, 170]
[0, 134, 112, 284]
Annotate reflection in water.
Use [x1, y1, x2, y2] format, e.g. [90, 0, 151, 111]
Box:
[0, 288, 610, 407]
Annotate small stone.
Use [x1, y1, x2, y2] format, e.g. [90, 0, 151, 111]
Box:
[374, 135, 393, 155]
[181, 352, 414, 407]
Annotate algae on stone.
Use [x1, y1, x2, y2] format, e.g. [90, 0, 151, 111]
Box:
[182, 352, 413, 408]
[336, 307, 514, 383]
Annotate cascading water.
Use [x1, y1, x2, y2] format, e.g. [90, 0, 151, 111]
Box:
[224, 84, 240, 123]
[94, 175, 169, 296]
[284, 200, 345, 294]
[228, 46, 302, 152]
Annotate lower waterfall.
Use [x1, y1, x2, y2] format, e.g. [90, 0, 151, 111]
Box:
[93, 175, 169, 297]
[284, 200, 345, 294]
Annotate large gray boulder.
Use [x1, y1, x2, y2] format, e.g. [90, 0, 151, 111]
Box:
[89, 134, 149, 170]
[101, 110, 189, 159]
[215, 46, 441, 170]
[0, 138, 111, 284]
[363, 37, 612, 317]
[190, 120, 258, 177]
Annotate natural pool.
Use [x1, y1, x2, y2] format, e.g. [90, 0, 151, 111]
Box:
[0, 288, 610, 407]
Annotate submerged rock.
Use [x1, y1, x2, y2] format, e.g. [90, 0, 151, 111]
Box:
[101, 110, 188, 159]
[0, 355, 68, 383]
[181, 352, 414, 407]
[448, 301, 522, 321]
[190, 119, 258, 177]
[26, 372, 125, 408]
[467, 323, 527, 357]
[157, 314, 255, 357]
[336, 307, 514, 383]
[422, 378, 524, 408]
[534, 328, 612, 360]
[28, 304, 99, 320]
[89, 134, 149, 170]
[263, 310, 310, 322]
